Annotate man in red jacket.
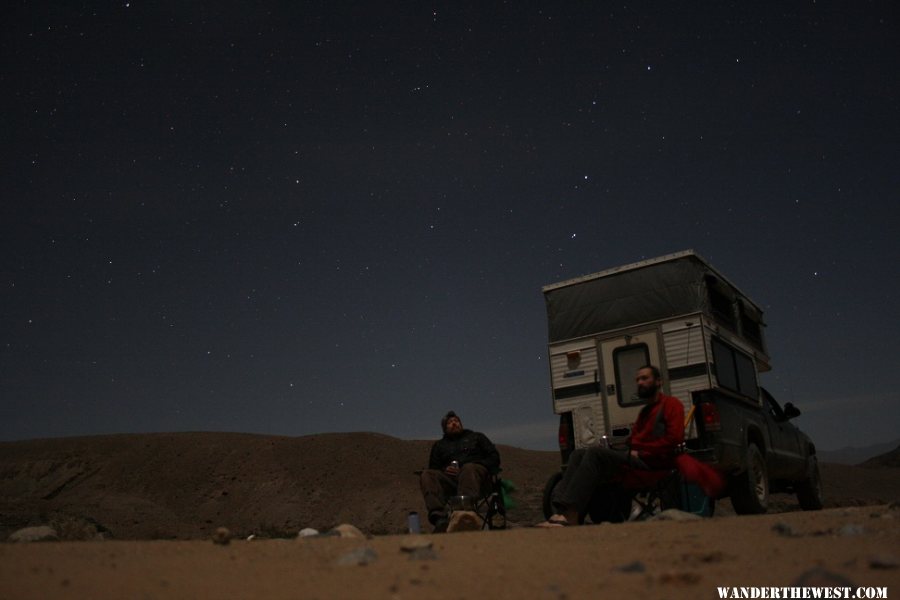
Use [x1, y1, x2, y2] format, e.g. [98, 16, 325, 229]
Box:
[538, 365, 684, 527]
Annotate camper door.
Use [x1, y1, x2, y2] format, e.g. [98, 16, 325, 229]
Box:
[599, 329, 662, 439]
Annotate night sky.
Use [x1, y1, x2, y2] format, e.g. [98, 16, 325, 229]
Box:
[2, 2, 898, 451]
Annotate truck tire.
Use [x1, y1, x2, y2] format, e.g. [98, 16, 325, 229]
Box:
[729, 443, 769, 514]
[795, 456, 824, 511]
[542, 471, 563, 520]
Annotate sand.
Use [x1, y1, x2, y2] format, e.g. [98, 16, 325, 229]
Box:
[2, 505, 899, 599]
[1, 432, 898, 598]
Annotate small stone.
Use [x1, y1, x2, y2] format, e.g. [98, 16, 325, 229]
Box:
[772, 522, 796, 537]
[336, 546, 378, 566]
[212, 527, 231, 545]
[869, 554, 898, 570]
[400, 537, 433, 552]
[8, 526, 59, 543]
[658, 571, 701, 585]
[650, 509, 701, 521]
[297, 528, 319, 538]
[837, 524, 865, 537]
[792, 567, 857, 587]
[616, 561, 646, 573]
[331, 524, 365, 539]
[407, 547, 439, 561]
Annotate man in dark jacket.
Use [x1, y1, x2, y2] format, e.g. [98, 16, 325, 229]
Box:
[420, 411, 501, 532]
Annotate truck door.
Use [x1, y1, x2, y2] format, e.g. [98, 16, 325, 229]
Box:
[761, 389, 804, 478]
[599, 329, 662, 439]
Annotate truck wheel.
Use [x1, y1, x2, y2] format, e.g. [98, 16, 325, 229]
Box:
[729, 443, 769, 514]
[795, 456, 824, 511]
[542, 471, 563, 520]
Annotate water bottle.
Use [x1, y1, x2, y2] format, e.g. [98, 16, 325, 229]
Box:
[407, 511, 421, 534]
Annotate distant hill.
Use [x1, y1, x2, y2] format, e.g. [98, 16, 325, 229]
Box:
[860, 444, 900, 468]
[816, 438, 900, 465]
[1, 432, 899, 541]
[0, 432, 558, 540]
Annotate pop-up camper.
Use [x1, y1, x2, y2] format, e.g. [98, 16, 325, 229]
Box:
[543, 250, 821, 515]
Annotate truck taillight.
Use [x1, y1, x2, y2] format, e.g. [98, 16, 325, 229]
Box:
[558, 418, 572, 449]
[557, 412, 574, 463]
[700, 402, 722, 432]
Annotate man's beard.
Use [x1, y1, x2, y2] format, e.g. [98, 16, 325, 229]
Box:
[637, 384, 658, 399]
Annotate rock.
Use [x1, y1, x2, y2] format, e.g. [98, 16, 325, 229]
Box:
[649, 509, 701, 521]
[336, 546, 378, 566]
[212, 527, 231, 545]
[297, 528, 319, 538]
[658, 571, 702, 585]
[400, 537, 433, 552]
[331, 524, 365, 539]
[8, 526, 59, 543]
[407, 546, 439, 561]
[792, 567, 857, 587]
[869, 554, 898, 570]
[616, 561, 646, 573]
[446, 510, 481, 532]
[400, 537, 437, 559]
[772, 522, 797, 537]
[837, 524, 865, 537]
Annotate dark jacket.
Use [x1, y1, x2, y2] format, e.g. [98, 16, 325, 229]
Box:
[427, 429, 501, 474]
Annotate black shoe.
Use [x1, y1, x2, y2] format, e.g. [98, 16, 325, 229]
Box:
[432, 518, 449, 533]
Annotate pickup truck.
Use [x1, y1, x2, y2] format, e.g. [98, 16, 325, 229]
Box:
[690, 387, 823, 513]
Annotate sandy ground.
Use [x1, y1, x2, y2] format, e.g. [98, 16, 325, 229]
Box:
[2, 432, 899, 598]
[2, 505, 898, 600]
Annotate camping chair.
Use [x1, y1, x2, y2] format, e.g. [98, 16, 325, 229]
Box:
[414, 468, 509, 531]
[615, 405, 718, 521]
[473, 471, 508, 530]
[445, 470, 508, 530]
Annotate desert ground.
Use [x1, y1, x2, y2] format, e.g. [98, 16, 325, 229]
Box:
[1, 432, 898, 599]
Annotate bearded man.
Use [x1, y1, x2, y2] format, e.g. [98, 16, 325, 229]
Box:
[538, 365, 685, 527]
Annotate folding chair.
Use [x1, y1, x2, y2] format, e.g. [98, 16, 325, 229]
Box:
[473, 471, 507, 530]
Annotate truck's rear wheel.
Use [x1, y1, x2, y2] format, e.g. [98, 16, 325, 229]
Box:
[730, 443, 769, 514]
[795, 456, 824, 510]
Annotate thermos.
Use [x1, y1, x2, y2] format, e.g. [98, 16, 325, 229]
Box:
[407, 511, 421, 534]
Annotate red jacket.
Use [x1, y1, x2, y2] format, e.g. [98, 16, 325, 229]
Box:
[620, 393, 726, 497]
[628, 393, 684, 467]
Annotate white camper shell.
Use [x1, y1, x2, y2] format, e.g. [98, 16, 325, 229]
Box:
[543, 250, 769, 450]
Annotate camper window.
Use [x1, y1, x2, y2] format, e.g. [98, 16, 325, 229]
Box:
[712, 337, 758, 398]
[708, 286, 736, 331]
[613, 343, 650, 407]
[739, 302, 764, 351]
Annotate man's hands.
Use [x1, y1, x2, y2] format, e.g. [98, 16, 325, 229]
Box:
[444, 461, 460, 476]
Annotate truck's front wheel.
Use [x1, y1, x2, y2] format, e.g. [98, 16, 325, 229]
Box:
[730, 443, 769, 514]
[795, 456, 824, 511]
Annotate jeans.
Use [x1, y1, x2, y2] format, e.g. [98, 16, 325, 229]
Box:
[551, 446, 634, 515]
[420, 463, 490, 523]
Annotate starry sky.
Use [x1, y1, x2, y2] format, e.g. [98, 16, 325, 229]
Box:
[2, 2, 898, 451]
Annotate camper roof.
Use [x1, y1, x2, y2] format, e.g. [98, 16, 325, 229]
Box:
[542, 250, 766, 344]
[543, 250, 758, 306]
